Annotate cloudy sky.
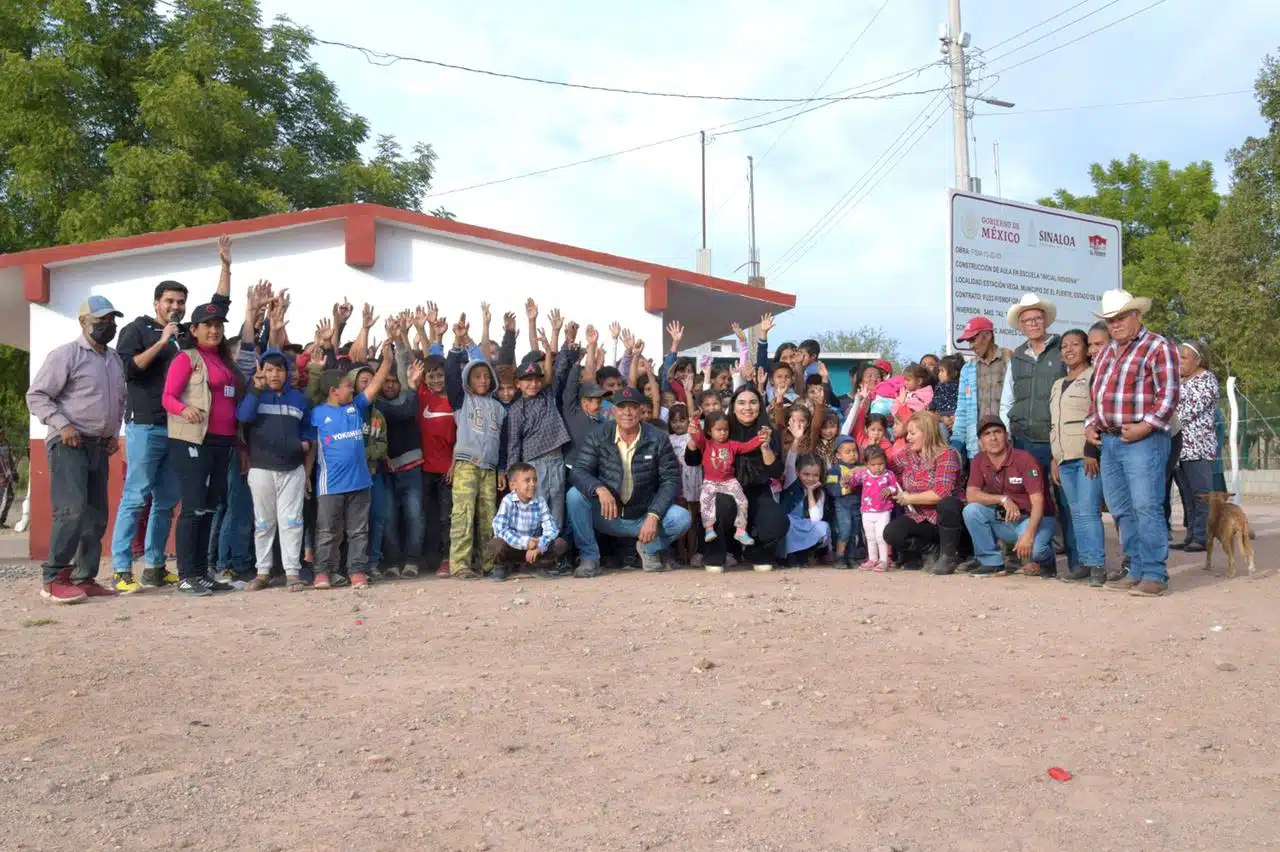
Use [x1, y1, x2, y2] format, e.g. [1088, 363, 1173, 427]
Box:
[257, 0, 1278, 358]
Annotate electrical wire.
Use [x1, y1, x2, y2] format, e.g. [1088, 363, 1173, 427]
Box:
[983, 0, 1124, 61]
[972, 89, 1252, 115]
[986, 0, 1173, 76]
[769, 103, 947, 283]
[983, 0, 1097, 52]
[767, 92, 948, 276]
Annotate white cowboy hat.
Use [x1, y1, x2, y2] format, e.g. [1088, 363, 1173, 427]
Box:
[1006, 293, 1057, 328]
[1093, 288, 1152, 319]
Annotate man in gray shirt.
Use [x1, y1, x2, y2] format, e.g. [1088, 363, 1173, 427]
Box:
[26, 296, 128, 604]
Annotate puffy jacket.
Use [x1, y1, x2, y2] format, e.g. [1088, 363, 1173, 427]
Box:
[569, 421, 679, 521]
[236, 348, 314, 471]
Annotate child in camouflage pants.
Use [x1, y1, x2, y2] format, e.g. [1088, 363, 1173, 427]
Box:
[444, 353, 506, 579]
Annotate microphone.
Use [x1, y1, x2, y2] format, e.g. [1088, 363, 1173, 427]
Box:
[168, 311, 181, 324]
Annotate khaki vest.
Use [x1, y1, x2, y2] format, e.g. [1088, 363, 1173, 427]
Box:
[167, 349, 212, 445]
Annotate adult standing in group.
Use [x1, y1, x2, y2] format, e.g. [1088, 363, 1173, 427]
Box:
[27, 297, 127, 603]
[1085, 290, 1180, 598]
[566, 387, 692, 576]
[1049, 329, 1106, 585]
[111, 235, 233, 591]
[162, 288, 247, 596]
[884, 410, 965, 574]
[950, 316, 1010, 462]
[685, 385, 789, 571]
[1172, 340, 1219, 553]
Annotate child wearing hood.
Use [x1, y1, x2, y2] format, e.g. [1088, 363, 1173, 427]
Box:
[444, 324, 507, 580]
[237, 349, 315, 590]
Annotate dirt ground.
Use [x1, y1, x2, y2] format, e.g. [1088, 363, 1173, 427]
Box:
[1, 505, 1279, 852]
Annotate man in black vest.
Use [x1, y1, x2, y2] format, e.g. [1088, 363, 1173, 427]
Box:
[1001, 293, 1070, 571]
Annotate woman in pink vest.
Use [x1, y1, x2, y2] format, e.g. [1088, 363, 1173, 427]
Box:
[163, 301, 244, 596]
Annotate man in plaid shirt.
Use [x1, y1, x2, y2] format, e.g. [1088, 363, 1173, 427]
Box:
[484, 462, 568, 581]
[1085, 289, 1180, 598]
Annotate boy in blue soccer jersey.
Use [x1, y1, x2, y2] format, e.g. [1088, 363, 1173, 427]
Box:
[310, 341, 394, 590]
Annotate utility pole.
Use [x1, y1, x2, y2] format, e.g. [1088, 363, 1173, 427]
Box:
[746, 155, 760, 279]
[946, 0, 970, 192]
[700, 130, 707, 250]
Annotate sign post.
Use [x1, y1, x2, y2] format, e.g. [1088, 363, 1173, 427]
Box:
[946, 190, 1123, 351]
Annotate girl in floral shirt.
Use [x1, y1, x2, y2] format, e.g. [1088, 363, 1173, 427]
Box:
[1173, 340, 1219, 552]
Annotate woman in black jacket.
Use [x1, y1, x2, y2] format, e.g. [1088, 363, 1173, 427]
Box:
[686, 385, 788, 571]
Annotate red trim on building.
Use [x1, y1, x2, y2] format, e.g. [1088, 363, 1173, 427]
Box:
[344, 214, 376, 268]
[23, 264, 49, 303]
[0, 203, 795, 309]
[644, 275, 668, 313]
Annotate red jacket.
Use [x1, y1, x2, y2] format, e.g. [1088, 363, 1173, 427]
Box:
[416, 385, 457, 474]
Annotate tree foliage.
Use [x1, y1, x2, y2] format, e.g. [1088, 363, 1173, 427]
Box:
[810, 326, 901, 365]
[0, 0, 445, 252]
[1185, 50, 1280, 395]
[1040, 154, 1221, 339]
[0, 0, 449, 461]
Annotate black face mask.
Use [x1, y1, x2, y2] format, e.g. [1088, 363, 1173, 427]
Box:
[89, 323, 117, 346]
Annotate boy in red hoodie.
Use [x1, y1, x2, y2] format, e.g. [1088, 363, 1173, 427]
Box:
[409, 353, 456, 577]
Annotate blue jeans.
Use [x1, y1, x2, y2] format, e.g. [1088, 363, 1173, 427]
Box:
[368, 469, 392, 566]
[1101, 431, 1172, 583]
[1057, 459, 1105, 567]
[962, 502, 1057, 568]
[831, 494, 863, 554]
[383, 467, 425, 567]
[110, 424, 179, 571]
[209, 462, 253, 571]
[1015, 436, 1075, 568]
[565, 487, 692, 562]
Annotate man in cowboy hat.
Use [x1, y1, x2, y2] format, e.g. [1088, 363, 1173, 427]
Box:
[1084, 288, 1180, 597]
[950, 315, 1010, 462]
[999, 293, 1069, 571]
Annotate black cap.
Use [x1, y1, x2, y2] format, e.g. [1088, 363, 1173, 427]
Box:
[579, 381, 607, 399]
[613, 386, 647, 407]
[517, 361, 544, 379]
[978, 414, 1007, 435]
[190, 302, 229, 324]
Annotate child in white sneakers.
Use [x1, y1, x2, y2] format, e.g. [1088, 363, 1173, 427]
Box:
[688, 412, 769, 546]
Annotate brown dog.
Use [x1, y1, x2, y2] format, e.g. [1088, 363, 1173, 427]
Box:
[1202, 492, 1256, 578]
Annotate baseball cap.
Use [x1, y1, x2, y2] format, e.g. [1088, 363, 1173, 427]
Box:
[978, 414, 1007, 435]
[190, 302, 229, 324]
[956, 316, 994, 344]
[77, 295, 123, 319]
[517, 361, 544, 379]
[578, 381, 607, 399]
[874, 359, 893, 375]
[613, 386, 647, 407]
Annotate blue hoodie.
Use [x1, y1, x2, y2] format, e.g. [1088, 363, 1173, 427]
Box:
[236, 349, 315, 472]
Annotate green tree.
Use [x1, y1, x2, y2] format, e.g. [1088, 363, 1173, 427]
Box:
[0, 0, 450, 462]
[811, 325, 901, 365]
[1040, 155, 1221, 339]
[1186, 49, 1280, 396]
[0, 0, 445, 251]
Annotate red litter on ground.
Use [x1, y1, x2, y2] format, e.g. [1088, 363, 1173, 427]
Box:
[354, 619, 363, 626]
[1047, 767, 1073, 782]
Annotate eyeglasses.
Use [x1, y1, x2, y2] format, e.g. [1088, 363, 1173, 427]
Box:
[1019, 314, 1045, 325]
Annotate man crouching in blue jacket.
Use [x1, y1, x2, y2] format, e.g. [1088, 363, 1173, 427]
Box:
[236, 348, 314, 591]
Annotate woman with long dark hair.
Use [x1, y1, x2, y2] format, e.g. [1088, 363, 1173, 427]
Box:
[686, 385, 788, 571]
[163, 300, 246, 596]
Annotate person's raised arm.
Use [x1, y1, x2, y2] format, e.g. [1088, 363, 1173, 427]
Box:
[499, 312, 518, 365]
[756, 313, 774, 373]
[387, 317, 411, 389]
[216, 235, 232, 299]
[362, 341, 394, 404]
[640, 359, 661, 421]
[628, 339, 644, 388]
[525, 298, 539, 356]
[267, 289, 291, 349]
[480, 302, 493, 355]
[663, 321, 684, 392]
[241, 280, 268, 349]
[332, 298, 353, 350]
[548, 308, 564, 355]
[349, 303, 377, 365]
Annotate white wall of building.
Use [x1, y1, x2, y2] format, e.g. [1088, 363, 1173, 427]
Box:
[28, 220, 664, 438]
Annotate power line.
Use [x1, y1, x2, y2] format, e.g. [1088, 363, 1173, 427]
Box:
[984, 0, 1124, 61]
[983, 0, 1097, 52]
[986, 0, 1173, 76]
[972, 88, 1252, 116]
[768, 92, 948, 275]
[706, 0, 903, 229]
[425, 77, 949, 198]
[770, 102, 947, 282]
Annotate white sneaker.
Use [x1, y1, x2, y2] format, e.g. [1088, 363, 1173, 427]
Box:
[752, 563, 774, 572]
[704, 564, 724, 574]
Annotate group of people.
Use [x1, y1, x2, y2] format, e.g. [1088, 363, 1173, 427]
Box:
[26, 235, 1218, 603]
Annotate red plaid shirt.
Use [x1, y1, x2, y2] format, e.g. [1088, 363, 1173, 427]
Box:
[889, 446, 964, 524]
[1086, 327, 1180, 432]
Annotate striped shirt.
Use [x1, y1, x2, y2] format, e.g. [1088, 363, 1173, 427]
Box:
[1086, 327, 1180, 432]
[493, 492, 559, 552]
